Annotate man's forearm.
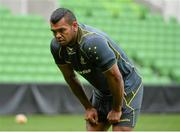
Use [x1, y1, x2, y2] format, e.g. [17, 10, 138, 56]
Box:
[107, 76, 124, 111]
[65, 76, 93, 110]
[104, 64, 124, 112]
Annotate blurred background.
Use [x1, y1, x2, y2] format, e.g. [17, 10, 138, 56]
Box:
[0, 0, 180, 131]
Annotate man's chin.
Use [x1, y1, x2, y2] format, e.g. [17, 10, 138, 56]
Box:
[58, 41, 67, 46]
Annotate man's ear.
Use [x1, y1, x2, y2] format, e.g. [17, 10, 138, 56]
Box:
[72, 21, 78, 32]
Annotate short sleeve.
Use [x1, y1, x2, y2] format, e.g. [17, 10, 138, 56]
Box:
[50, 38, 66, 65]
[83, 35, 116, 72]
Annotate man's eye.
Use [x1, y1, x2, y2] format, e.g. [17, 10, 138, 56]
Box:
[51, 28, 66, 35]
[59, 29, 65, 33]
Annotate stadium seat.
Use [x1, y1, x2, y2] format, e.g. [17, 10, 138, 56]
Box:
[0, 2, 179, 84]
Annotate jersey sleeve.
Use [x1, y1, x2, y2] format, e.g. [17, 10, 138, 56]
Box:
[50, 38, 66, 65]
[83, 35, 116, 72]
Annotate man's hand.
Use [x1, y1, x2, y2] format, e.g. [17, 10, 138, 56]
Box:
[107, 109, 122, 124]
[85, 108, 98, 125]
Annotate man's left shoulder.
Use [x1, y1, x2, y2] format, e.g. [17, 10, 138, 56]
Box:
[81, 34, 107, 49]
[86, 33, 105, 42]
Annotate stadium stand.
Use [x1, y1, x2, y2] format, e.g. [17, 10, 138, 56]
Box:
[0, 6, 62, 83]
[0, 0, 180, 85]
[59, 0, 180, 84]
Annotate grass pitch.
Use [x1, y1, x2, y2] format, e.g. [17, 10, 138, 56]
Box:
[0, 114, 180, 131]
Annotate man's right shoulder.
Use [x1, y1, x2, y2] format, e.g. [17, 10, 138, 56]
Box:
[50, 38, 58, 46]
[50, 38, 60, 50]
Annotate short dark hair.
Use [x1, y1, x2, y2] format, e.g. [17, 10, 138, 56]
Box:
[50, 8, 76, 24]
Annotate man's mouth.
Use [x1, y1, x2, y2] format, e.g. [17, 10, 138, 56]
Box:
[57, 39, 64, 43]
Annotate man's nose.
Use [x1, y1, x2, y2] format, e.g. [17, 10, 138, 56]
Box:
[56, 32, 62, 38]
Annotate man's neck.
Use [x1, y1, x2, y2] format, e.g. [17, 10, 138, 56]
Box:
[67, 27, 79, 47]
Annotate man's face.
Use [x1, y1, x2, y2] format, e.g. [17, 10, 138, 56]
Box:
[50, 17, 78, 46]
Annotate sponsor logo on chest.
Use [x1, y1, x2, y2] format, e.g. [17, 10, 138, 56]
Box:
[77, 69, 91, 75]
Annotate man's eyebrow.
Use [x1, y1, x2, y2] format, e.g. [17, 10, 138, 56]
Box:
[51, 28, 64, 32]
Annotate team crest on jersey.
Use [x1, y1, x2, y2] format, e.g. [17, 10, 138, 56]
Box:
[66, 47, 76, 55]
[80, 56, 87, 64]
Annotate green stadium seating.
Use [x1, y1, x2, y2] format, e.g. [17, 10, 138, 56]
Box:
[0, 1, 180, 84]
